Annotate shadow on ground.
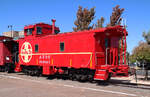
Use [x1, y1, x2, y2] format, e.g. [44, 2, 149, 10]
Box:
[108, 79, 150, 90]
[47, 75, 150, 90]
[15, 73, 150, 90]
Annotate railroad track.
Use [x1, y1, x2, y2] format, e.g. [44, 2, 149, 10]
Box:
[108, 80, 150, 90]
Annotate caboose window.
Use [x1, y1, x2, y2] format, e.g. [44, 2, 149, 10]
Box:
[105, 38, 109, 48]
[35, 44, 39, 52]
[27, 29, 33, 35]
[55, 30, 60, 34]
[60, 42, 64, 51]
[37, 27, 42, 34]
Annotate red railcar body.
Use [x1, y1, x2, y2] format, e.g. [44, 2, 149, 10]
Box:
[0, 36, 16, 72]
[15, 20, 129, 81]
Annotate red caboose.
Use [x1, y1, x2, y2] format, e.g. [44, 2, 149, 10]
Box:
[0, 36, 17, 72]
[16, 20, 128, 81]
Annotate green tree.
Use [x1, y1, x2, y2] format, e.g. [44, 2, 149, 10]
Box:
[143, 30, 150, 80]
[130, 41, 150, 80]
[143, 30, 150, 45]
[131, 42, 150, 62]
[73, 6, 95, 32]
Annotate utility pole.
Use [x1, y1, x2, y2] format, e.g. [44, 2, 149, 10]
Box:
[8, 25, 13, 37]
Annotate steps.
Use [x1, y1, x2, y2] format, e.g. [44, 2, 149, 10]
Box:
[94, 69, 108, 80]
[15, 62, 21, 72]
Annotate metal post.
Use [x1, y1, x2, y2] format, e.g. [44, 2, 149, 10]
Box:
[52, 19, 56, 34]
[135, 60, 138, 84]
[120, 37, 123, 64]
[105, 48, 109, 65]
[8, 25, 13, 37]
[124, 30, 127, 65]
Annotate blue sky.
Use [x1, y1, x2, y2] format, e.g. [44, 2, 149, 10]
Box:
[0, 0, 150, 53]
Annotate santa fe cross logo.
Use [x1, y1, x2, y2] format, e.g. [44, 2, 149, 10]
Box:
[21, 42, 32, 63]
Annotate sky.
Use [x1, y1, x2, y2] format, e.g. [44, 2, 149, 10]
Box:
[0, 0, 150, 53]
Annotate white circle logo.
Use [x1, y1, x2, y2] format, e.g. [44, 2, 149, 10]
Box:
[21, 42, 32, 63]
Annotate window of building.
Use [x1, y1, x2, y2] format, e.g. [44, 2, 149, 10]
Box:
[27, 29, 33, 35]
[60, 42, 64, 51]
[35, 44, 39, 52]
[37, 27, 42, 34]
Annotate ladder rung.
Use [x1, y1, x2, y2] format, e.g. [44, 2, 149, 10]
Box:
[101, 65, 107, 67]
[97, 69, 106, 71]
[96, 74, 104, 76]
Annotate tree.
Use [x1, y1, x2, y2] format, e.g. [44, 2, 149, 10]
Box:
[143, 30, 150, 80]
[131, 42, 150, 62]
[143, 30, 150, 45]
[130, 41, 150, 80]
[108, 5, 124, 27]
[73, 6, 95, 32]
[95, 17, 105, 28]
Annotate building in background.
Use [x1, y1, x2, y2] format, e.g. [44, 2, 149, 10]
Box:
[3, 31, 24, 39]
[18, 31, 24, 38]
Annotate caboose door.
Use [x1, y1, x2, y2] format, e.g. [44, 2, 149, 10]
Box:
[95, 37, 106, 66]
[105, 38, 110, 65]
[109, 37, 120, 65]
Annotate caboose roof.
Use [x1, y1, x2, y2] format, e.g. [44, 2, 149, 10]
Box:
[0, 36, 14, 42]
[55, 25, 127, 36]
[0, 36, 12, 40]
[24, 23, 53, 29]
[18, 25, 127, 41]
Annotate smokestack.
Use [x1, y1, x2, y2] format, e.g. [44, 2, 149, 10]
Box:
[52, 19, 56, 34]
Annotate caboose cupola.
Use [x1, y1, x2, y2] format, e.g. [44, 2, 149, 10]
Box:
[24, 19, 60, 37]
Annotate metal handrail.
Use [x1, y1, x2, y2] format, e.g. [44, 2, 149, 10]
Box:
[105, 48, 109, 65]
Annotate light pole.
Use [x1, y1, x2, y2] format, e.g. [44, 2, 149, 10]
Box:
[8, 25, 13, 37]
[147, 35, 150, 45]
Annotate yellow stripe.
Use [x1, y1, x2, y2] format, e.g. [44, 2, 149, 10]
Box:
[20, 52, 92, 56]
[36, 59, 38, 64]
[70, 59, 72, 67]
[90, 54, 93, 68]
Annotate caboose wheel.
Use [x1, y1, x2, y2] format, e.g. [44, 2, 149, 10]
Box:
[88, 75, 94, 82]
[75, 75, 83, 81]
[72, 73, 76, 81]
[8, 67, 15, 73]
[80, 75, 87, 81]
[69, 73, 73, 80]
